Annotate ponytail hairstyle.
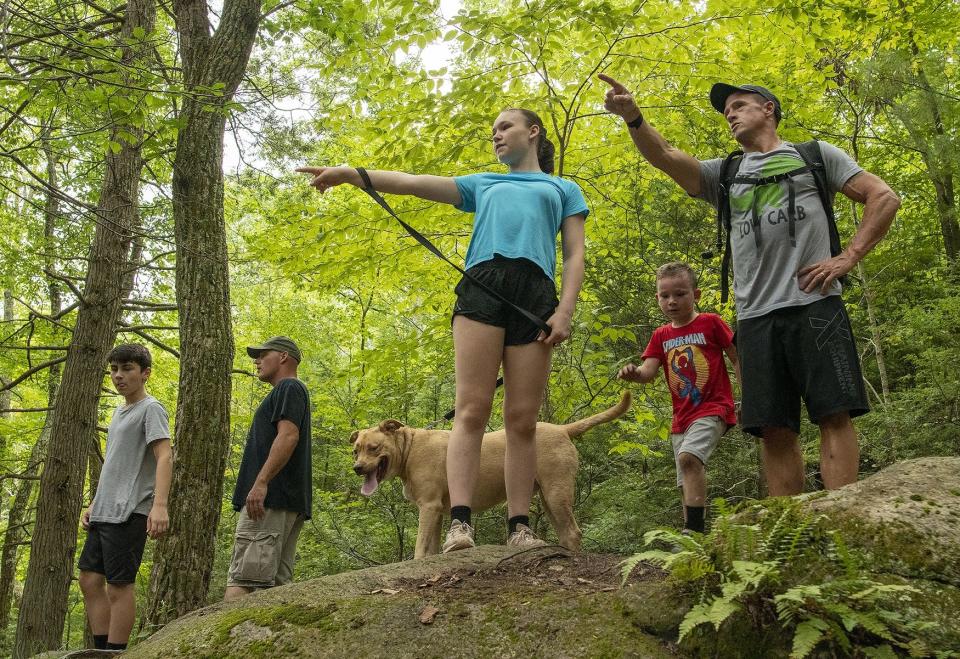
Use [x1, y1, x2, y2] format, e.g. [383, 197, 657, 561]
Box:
[507, 108, 555, 174]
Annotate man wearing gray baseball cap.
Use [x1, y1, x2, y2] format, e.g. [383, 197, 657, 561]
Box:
[245, 336, 302, 363]
[599, 73, 901, 498]
[225, 336, 312, 600]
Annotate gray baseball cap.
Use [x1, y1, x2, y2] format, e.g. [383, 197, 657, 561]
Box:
[246, 336, 302, 362]
[710, 83, 782, 122]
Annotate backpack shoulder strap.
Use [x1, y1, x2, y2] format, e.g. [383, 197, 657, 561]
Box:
[793, 140, 842, 259]
[717, 150, 744, 231]
[716, 150, 743, 303]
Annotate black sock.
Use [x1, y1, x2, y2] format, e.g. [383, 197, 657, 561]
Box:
[684, 506, 705, 533]
[106, 641, 128, 650]
[93, 634, 108, 650]
[450, 506, 471, 526]
[508, 515, 529, 534]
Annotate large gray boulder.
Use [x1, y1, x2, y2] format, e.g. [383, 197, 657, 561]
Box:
[680, 456, 960, 656]
[123, 546, 684, 658]
[56, 457, 960, 658]
[805, 456, 960, 586]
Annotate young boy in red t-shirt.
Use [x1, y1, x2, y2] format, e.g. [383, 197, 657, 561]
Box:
[619, 262, 740, 533]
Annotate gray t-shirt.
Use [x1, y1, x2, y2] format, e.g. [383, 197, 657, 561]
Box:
[698, 141, 862, 319]
[90, 395, 170, 523]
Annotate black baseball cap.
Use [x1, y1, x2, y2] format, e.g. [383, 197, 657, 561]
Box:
[246, 336, 302, 362]
[710, 83, 782, 122]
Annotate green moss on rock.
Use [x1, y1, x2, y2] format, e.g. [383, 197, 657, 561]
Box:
[119, 459, 959, 659]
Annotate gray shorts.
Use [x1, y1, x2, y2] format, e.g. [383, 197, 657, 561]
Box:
[671, 416, 726, 486]
[227, 507, 304, 589]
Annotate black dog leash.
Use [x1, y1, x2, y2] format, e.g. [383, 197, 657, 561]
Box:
[354, 167, 552, 337]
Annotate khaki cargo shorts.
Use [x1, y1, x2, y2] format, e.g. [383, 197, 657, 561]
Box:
[227, 506, 305, 589]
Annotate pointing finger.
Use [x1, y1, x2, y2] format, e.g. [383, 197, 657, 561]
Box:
[598, 73, 626, 92]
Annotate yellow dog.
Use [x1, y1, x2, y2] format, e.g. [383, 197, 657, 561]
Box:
[351, 392, 631, 558]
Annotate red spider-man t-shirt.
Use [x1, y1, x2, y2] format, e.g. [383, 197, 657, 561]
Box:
[642, 313, 737, 433]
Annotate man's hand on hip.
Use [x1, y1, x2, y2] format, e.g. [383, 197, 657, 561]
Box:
[798, 252, 856, 294]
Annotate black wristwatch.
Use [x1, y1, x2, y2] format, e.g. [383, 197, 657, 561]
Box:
[626, 113, 644, 129]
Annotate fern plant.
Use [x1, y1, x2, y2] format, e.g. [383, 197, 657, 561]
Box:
[774, 580, 924, 658]
[621, 499, 931, 658]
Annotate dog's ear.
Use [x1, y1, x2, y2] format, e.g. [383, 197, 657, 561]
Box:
[378, 419, 404, 433]
[349, 430, 359, 443]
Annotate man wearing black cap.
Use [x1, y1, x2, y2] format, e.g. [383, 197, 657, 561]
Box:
[599, 74, 900, 496]
[224, 336, 312, 600]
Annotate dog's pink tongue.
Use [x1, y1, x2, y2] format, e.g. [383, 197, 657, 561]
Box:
[361, 473, 379, 496]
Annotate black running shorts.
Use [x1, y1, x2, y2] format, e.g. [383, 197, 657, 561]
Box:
[452, 256, 558, 346]
[77, 513, 148, 585]
[737, 296, 869, 437]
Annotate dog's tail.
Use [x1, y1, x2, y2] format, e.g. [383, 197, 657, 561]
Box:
[562, 390, 632, 438]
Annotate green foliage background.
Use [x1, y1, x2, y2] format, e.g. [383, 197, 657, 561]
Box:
[0, 0, 957, 650]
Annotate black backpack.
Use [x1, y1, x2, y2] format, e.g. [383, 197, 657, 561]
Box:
[712, 140, 843, 303]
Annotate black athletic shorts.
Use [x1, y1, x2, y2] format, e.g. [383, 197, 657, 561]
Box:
[78, 513, 148, 585]
[737, 296, 869, 437]
[452, 256, 558, 346]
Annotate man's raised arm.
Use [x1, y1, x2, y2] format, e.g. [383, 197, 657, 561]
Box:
[599, 74, 703, 196]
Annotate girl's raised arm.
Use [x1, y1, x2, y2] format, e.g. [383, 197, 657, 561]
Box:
[296, 166, 461, 206]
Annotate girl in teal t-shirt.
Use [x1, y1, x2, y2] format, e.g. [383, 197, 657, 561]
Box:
[298, 108, 588, 553]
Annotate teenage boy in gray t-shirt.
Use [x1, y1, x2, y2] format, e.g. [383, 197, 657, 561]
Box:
[77, 344, 172, 651]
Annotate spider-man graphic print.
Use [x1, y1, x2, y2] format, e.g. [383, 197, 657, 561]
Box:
[642, 313, 738, 433]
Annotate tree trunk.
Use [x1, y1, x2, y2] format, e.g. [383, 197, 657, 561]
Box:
[892, 3, 960, 264]
[13, 0, 154, 653]
[853, 254, 891, 408]
[929, 171, 959, 264]
[0, 125, 65, 655]
[145, 0, 260, 625]
[845, 126, 892, 408]
[0, 415, 56, 656]
[891, 103, 960, 264]
[0, 290, 12, 420]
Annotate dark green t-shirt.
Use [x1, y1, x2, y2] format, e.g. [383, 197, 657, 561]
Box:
[232, 378, 312, 518]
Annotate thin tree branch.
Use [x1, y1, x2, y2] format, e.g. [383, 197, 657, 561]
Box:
[44, 269, 86, 303]
[117, 322, 179, 358]
[0, 356, 68, 392]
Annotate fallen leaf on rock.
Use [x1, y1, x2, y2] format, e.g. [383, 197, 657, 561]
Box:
[600, 586, 617, 592]
[577, 577, 593, 584]
[369, 588, 400, 595]
[419, 606, 441, 624]
[427, 575, 442, 583]
[548, 565, 564, 572]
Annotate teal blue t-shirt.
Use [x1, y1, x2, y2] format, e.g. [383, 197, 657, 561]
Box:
[454, 172, 589, 278]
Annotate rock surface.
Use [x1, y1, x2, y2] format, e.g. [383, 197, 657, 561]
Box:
[804, 456, 960, 586]
[46, 457, 960, 658]
[123, 546, 684, 659]
[684, 456, 960, 656]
